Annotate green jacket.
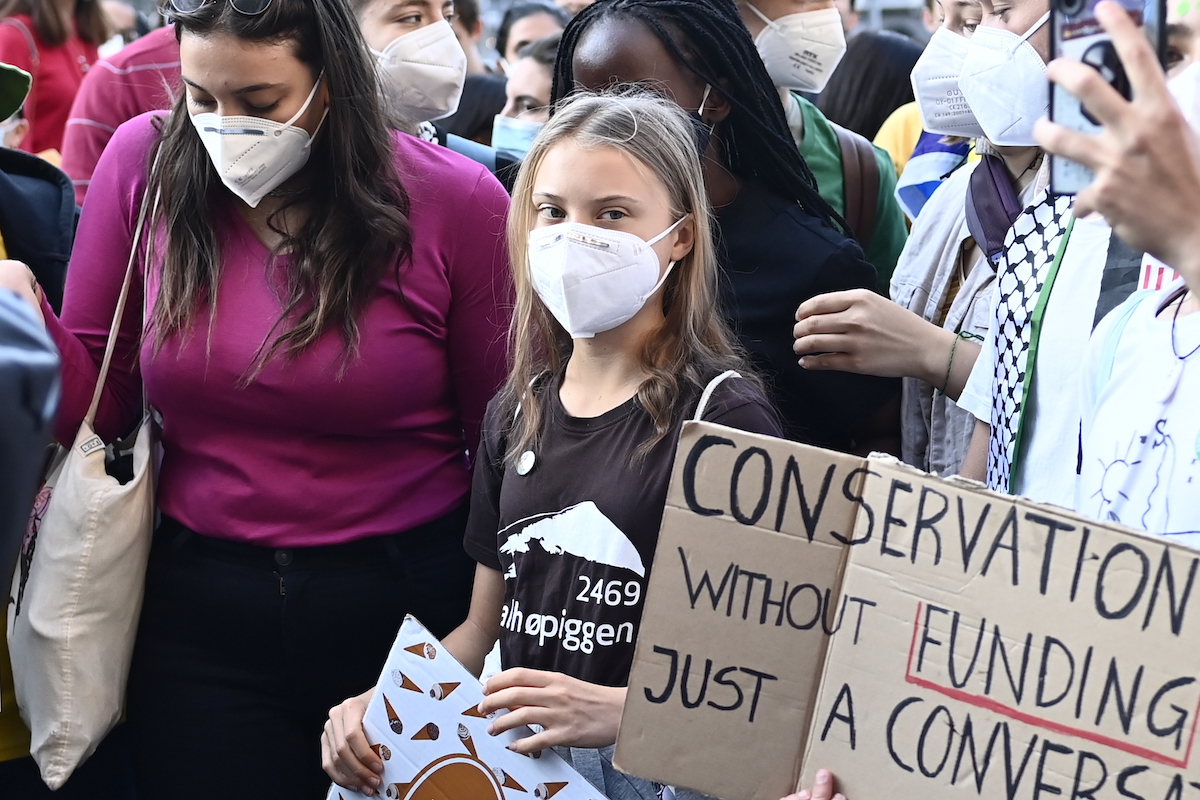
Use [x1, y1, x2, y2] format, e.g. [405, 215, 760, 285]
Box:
[793, 94, 908, 292]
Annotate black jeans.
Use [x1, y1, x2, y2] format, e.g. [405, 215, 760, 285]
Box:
[124, 507, 474, 800]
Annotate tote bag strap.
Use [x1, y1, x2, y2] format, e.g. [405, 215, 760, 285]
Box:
[692, 370, 741, 422]
[83, 152, 160, 427]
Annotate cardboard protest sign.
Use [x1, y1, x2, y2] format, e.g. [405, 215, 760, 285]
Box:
[327, 616, 604, 800]
[615, 422, 1200, 800]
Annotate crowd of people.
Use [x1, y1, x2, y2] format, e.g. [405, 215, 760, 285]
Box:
[0, 0, 1197, 797]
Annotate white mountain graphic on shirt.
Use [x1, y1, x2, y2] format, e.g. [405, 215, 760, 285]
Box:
[499, 501, 646, 578]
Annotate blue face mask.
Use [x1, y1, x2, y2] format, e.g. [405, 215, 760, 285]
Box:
[491, 114, 543, 160]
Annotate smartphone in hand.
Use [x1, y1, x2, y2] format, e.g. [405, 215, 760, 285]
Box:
[1049, 0, 1166, 195]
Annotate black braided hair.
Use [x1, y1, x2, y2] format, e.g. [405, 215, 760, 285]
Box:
[551, 0, 846, 234]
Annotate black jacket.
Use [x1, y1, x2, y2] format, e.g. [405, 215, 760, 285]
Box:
[0, 147, 77, 313]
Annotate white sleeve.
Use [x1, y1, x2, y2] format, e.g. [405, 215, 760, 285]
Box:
[956, 296, 998, 422]
[1077, 305, 1122, 444]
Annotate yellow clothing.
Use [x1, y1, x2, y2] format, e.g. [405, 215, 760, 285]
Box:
[873, 101, 924, 178]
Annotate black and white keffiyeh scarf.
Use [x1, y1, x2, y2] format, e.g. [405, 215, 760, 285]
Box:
[985, 190, 1075, 492]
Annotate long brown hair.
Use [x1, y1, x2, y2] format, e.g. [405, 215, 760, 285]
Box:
[502, 90, 760, 462]
[0, 0, 108, 45]
[147, 0, 412, 376]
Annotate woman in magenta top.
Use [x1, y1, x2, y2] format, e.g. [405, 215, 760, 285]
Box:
[0, 0, 105, 154]
[0, 0, 511, 796]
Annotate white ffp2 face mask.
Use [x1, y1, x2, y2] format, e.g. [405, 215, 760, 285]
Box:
[528, 217, 688, 339]
[189, 73, 327, 209]
[747, 4, 847, 93]
[911, 27, 986, 139]
[372, 20, 467, 123]
[957, 12, 1050, 146]
[1168, 60, 1200, 130]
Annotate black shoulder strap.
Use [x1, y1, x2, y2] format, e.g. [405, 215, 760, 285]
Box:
[833, 123, 880, 247]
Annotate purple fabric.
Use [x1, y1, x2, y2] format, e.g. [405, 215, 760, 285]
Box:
[965, 153, 1024, 263]
[45, 113, 513, 547]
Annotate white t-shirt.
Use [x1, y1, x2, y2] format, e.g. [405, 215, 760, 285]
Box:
[1076, 289, 1200, 546]
[958, 212, 1113, 507]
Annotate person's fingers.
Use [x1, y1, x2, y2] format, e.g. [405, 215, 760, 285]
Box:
[326, 706, 383, 792]
[810, 769, 835, 800]
[486, 705, 547, 737]
[792, 311, 853, 340]
[1097, 0, 1173, 104]
[1044, 57, 1128, 129]
[1033, 117, 1105, 170]
[793, 289, 865, 322]
[478, 687, 531, 717]
[320, 728, 361, 791]
[506, 727, 557, 754]
[793, 334, 852, 357]
[484, 667, 551, 694]
[1072, 182, 1101, 219]
[341, 712, 384, 778]
[798, 353, 860, 371]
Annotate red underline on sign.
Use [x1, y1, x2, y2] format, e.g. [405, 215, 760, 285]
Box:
[903, 601, 1200, 769]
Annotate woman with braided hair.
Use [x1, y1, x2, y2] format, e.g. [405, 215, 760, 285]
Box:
[552, 0, 900, 454]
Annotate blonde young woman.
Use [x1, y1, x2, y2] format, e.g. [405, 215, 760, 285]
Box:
[323, 91, 782, 799]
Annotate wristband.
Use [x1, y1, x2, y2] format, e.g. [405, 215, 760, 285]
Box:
[939, 330, 985, 395]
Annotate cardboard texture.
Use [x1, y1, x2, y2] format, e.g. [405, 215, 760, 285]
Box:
[615, 422, 1200, 800]
[327, 616, 604, 800]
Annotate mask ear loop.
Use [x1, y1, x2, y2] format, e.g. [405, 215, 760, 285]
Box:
[697, 84, 713, 118]
[646, 213, 691, 246]
[277, 69, 327, 136]
[745, 1, 775, 29]
[644, 213, 692, 298]
[1021, 11, 1051, 41]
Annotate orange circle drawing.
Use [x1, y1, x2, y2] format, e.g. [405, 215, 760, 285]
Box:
[384, 754, 504, 800]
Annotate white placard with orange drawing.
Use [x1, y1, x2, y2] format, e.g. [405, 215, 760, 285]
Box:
[326, 615, 606, 800]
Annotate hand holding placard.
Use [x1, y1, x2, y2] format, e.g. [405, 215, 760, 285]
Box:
[324, 617, 604, 800]
[615, 422, 1200, 800]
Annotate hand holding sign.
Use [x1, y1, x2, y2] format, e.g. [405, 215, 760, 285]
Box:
[779, 769, 846, 800]
[480, 667, 626, 754]
[323, 688, 383, 796]
[1035, 0, 1200, 290]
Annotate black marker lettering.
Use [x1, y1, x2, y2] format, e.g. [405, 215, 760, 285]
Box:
[1143, 547, 1199, 636]
[982, 506, 1020, 586]
[730, 447, 772, 526]
[682, 435, 734, 516]
[880, 479, 913, 559]
[644, 646, 678, 704]
[819, 683, 856, 749]
[776, 457, 834, 542]
[913, 485, 948, 565]
[1095, 543, 1150, 620]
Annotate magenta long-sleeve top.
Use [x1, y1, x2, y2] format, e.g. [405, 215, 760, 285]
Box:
[44, 113, 513, 547]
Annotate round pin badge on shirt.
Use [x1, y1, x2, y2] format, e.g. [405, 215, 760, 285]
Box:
[516, 451, 536, 476]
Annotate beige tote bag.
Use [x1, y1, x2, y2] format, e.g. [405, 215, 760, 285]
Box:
[7, 185, 157, 789]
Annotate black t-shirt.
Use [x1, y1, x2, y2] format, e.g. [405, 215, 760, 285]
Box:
[716, 180, 901, 450]
[464, 373, 781, 688]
